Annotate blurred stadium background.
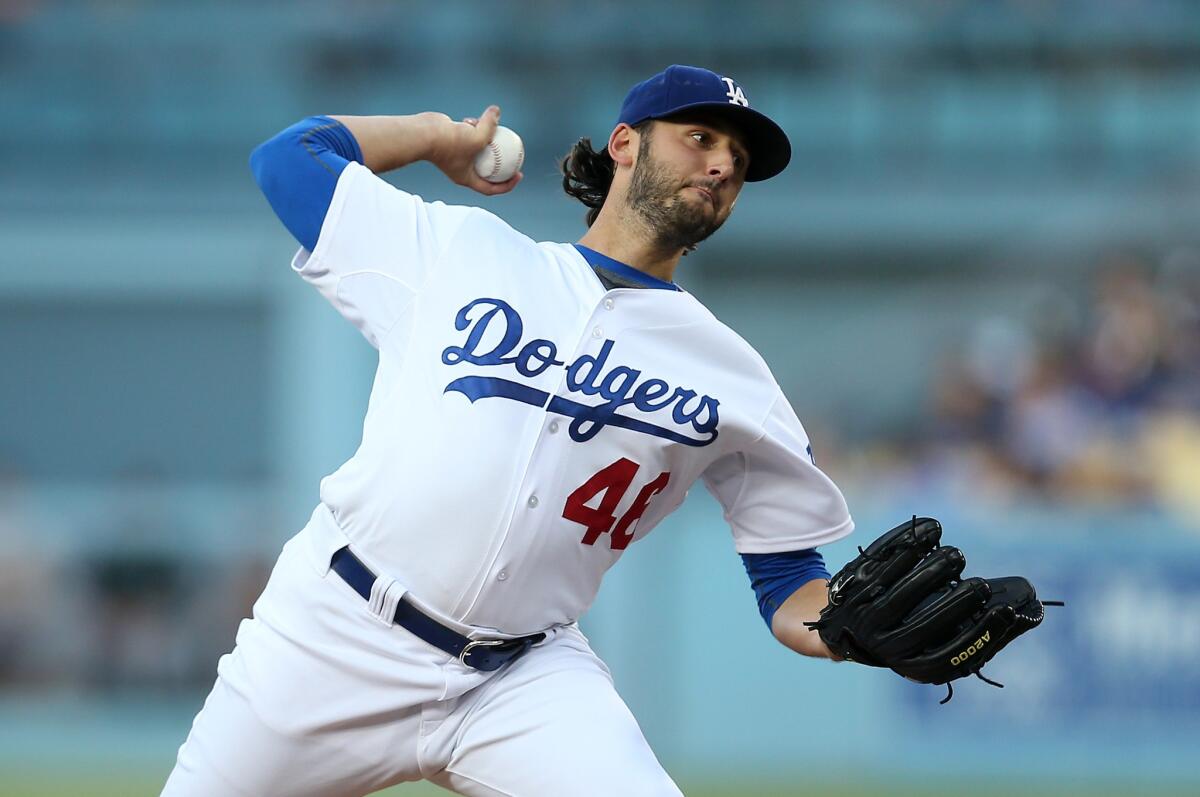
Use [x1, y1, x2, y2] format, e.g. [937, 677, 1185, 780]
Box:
[2, 1, 1199, 795]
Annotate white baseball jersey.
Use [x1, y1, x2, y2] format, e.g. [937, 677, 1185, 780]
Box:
[292, 161, 854, 636]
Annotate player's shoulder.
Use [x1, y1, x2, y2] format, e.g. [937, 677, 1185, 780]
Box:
[428, 203, 603, 291]
[682, 296, 777, 380]
[441, 208, 600, 268]
[461, 205, 539, 246]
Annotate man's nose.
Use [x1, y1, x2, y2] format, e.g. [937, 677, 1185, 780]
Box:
[707, 149, 736, 181]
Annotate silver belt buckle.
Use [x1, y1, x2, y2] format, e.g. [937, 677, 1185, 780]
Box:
[458, 638, 504, 666]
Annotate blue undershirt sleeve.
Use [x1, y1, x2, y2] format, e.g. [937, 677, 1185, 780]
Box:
[741, 549, 830, 630]
[249, 116, 365, 252]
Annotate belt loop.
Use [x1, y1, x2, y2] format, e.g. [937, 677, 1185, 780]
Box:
[368, 575, 404, 625]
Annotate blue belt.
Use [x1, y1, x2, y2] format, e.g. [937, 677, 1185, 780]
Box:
[329, 546, 545, 672]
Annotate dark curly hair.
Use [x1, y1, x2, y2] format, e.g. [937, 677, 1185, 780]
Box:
[560, 121, 652, 226]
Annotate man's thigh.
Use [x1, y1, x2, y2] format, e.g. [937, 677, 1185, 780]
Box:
[161, 528, 457, 797]
[431, 627, 683, 797]
[162, 652, 423, 797]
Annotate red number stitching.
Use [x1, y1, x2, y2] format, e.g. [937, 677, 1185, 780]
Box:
[563, 458, 638, 546]
[562, 458, 671, 550]
[609, 470, 670, 550]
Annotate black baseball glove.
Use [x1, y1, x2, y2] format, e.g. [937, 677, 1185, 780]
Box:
[806, 517, 1060, 702]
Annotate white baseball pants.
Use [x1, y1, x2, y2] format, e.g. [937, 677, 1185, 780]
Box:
[160, 508, 682, 797]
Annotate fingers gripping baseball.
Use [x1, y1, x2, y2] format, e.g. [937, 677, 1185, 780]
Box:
[432, 106, 523, 196]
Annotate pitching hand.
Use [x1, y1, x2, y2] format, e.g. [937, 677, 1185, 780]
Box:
[426, 105, 523, 196]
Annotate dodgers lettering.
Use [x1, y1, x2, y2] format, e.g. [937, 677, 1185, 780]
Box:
[441, 298, 720, 446]
[442, 298, 565, 377]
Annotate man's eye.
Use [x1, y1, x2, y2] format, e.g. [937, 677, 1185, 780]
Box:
[691, 132, 708, 144]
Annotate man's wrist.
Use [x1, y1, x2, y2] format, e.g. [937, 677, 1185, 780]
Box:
[412, 112, 455, 167]
[771, 578, 839, 659]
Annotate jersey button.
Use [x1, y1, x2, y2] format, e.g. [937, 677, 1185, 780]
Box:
[497, 570, 508, 581]
[548, 420, 560, 434]
[603, 298, 615, 311]
[592, 326, 604, 338]
[527, 495, 539, 508]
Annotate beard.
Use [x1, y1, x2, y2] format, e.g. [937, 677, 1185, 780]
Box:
[626, 142, 726, 253]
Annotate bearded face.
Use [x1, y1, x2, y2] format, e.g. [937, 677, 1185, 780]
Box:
[625, 129, 730, 253]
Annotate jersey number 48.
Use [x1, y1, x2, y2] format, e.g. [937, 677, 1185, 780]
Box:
[562, 458, 671, 551]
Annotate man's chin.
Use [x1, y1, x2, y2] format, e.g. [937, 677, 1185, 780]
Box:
[637, 198, 722, 251]
[662, 222, 722, 252]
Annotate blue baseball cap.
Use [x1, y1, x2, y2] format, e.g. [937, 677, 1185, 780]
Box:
[617, 65, 791, 182]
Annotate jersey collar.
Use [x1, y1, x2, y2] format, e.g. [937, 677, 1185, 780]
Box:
[572, 244, 682, 292]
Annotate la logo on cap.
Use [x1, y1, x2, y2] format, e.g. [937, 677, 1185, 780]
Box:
[615, 64, 792, 181]
[720, 77, 749, 107]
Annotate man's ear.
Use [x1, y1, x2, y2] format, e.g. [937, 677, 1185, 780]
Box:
[608, 123, 638, 168]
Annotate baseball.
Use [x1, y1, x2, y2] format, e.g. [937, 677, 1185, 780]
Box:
[473, 125, 524, 183]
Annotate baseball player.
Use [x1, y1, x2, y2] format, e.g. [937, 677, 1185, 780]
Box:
[162, 65, 1050, 797]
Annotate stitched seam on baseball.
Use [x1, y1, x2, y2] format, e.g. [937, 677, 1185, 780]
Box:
[488, 141, 502, 177]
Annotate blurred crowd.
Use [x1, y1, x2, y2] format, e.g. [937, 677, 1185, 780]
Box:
[852, 249, 1200, 522]
[0, 465, 272, 694]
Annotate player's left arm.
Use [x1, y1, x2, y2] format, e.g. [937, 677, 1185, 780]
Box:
[741, 549, 838, 660]
[770, 579, 839, 660]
